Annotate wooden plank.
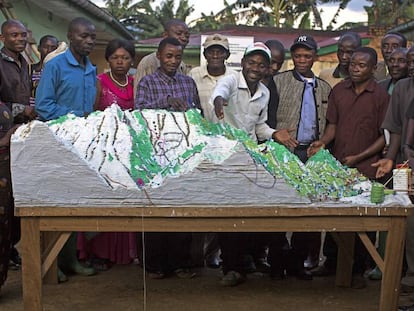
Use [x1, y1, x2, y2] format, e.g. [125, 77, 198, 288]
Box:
[17, 204, 410, 311]
[42, 232, 71, 280]
[21, 218, 42, 311]
[334, 232, 355, 287]
[380, 217, 406, 311]
[358, 232, 385, 272]
[42, 232, 58, 284]
[15, 205, 414, 217]
[38, 216, 392, 233]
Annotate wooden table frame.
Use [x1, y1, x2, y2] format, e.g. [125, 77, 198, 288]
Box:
[17, 204, 412, 311]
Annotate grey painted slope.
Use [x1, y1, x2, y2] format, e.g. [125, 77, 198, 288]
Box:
[11, 122, 310, 207]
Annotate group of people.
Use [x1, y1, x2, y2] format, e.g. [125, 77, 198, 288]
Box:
[0, 15, 413, 306]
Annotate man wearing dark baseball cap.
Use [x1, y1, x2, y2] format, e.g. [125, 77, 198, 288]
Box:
[290, 35, 318, 52]
[270, 34, 332, 280]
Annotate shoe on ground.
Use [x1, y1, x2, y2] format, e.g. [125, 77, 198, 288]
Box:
[351, 275, 367, 289]
[310, 264, 334, 277]
[58, 268, 68, 283]
[243, 255, 256, 273]
[69, 262, 96, 276]
[10, 247, 21, 265]
[304, 257, 319, 270]
[401, 284, 414, 296]
[367, 266, 382, 280]
[147, 271, 165, 279]
[270, 270, 286, 280]
[255, 259, 271, 274]
[206, 257, 221, 269]
[8, 260, 20, 271]
[291, 269, 313, 280]
[174, 268, 196, 279]
[88, 258, 111, 271]
[220, 270, 246, 287]
[9, 247, 22, 270]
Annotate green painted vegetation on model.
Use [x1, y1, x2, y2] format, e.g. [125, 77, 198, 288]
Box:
[187, 109, 365, 199]
[48, 108, 366, 199]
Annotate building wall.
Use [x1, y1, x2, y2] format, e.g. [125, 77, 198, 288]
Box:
[0, 0, 124, 70]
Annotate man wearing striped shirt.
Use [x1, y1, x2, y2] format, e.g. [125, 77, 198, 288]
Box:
[135, 37, 200, 112]
[134, 36, 198, 280]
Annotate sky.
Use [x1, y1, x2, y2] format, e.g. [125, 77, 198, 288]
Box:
[91, 0, 369, 29]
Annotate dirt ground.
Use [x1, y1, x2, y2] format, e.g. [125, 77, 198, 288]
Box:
[1, 262, 407, 311]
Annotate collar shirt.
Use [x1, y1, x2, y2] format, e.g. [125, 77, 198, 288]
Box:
[327, 78, 389, 179]
[30, 63, 43, 106]
[133, 52, 190, 98]
[408, 97, 414, 118]
[210, 71, 274, 142]
[0, 48, 31, 115]
[374, 61, 388, 81]
[381, 78, 414, 163]
[266, 78, 279, 129]
[297, 73, 317, 144]
[135, 68, 201, 111]
[189, 65, 237, 121]
[378, 77, 394, 95]
[35, 49, 96, 121]
[273, 70, 331, 143]
[318, 66, 345, 88]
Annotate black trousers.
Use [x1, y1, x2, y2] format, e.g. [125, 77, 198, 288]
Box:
[143, 232, 192, 274]
[219, 232, 288, 275]
[0, 154, 13, 287]
[323, 232, 376, 274]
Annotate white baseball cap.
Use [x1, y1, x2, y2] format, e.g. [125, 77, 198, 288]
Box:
[244, 42, 271, 62]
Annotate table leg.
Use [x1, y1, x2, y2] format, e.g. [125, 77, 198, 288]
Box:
[21, 217, 42, 311]
[42, 232, 59, 284]
[380, 217, 406, 311]
[333, 232, 355, 287]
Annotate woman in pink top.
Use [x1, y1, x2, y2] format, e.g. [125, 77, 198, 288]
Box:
[78, 39, 137, 269]
[94, 38, 135, 111]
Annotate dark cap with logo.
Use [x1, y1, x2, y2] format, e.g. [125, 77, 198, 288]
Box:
[290, 35, 318, 52]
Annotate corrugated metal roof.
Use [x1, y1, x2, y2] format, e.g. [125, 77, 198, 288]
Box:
[23, 0, 133, 41]
[138, 25, 370, 52]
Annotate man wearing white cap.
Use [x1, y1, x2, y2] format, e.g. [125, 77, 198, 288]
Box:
[211, 42, 280, 142]
[189, 34, 237, 121]
[210, 42, 286, 286]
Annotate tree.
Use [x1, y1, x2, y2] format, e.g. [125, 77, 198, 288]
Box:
[364, 0, 414, 26]
[201, 0, 348, 30]
[102, 0, 194, 39]
[104, 0, 134, 18]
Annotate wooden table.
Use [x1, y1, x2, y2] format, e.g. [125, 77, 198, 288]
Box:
[16, 204, 412, 311]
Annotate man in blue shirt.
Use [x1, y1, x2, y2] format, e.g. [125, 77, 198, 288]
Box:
[35, 17, 97, 282]
[35, 17, 97, 121]
[272, 35, 332, 280]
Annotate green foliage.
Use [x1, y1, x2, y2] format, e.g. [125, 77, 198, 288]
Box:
[365, 0, 414, 26]
[102, 0, 194, 40]
[192, 0, 350, 30]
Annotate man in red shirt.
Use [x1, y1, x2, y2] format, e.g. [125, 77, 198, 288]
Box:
[308, 47, 389, 284]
